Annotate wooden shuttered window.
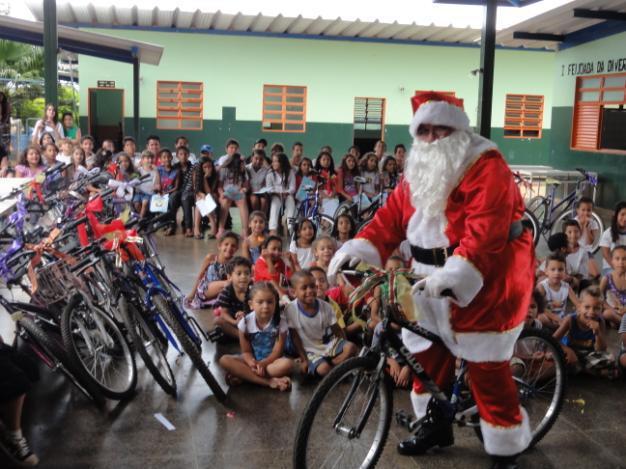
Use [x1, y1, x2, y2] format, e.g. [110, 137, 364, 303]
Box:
[156, 81, 203, 130]
[571, 74, 626, 152]
[504, 94, 543, 139]
[262, 85, 306, 132]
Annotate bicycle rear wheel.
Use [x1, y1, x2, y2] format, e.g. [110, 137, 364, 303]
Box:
[61, 293, 137, 401]
[293, 355, 392, 469]
[152, 294, 227, 402]
[473, 327, 566, 449]
[118, 293, 177, 396]
[522, 209, 540, 246]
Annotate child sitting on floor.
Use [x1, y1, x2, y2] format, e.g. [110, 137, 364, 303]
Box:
[309, 266, 346, 334]
[187, 231, 239, 308]
[241, 211, 267, 264]
[600, 245, 626, 328]
[310, 235, 337, 273]
[213, 257, 253, 340]
[563, 219, 599, 290]
[332, 213, 356, 249]
[554, 286, 617, 378]
[526, 290, 544, 329]
[289, 218, 316, 271]
[537, 253, 580, 330]
[218, 282, 293, 391]
[285, 270, 357, 377]
[254, 235, 292, 298]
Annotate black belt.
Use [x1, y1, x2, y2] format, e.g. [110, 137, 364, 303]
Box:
[410, 220, 525, 267]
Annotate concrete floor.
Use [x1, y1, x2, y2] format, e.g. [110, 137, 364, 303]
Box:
[3, 233, 626, 469]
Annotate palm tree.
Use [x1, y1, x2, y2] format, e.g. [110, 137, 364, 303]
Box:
[0, 39, 44, 81]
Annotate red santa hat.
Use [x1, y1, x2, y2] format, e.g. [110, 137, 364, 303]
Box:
[409, 91, 471, 137]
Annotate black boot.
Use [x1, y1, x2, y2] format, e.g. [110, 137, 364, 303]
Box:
[490, 455, 519, 469]
[397, 415, 454, 455]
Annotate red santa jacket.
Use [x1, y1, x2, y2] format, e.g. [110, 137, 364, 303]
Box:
[356, 150, 534, 334]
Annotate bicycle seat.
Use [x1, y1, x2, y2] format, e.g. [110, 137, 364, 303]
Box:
[545, 178, 560, 186]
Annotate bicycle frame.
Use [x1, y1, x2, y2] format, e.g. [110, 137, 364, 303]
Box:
[131, 259, 206, 352]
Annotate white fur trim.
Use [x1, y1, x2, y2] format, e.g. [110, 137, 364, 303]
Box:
[439, 255, 484, 307]
[410, 391, 431, 420]
[335, 238, 382, 268]
[455, 323, 524, 363]
[480, 407, 532, 456]
[409, 101, 471, 136]
[402, 263, 523, 362]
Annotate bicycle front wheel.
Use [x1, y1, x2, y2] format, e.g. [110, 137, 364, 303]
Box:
[118, 293, 177, 397]
[550, 210, 604, 253]
[153, 294, 227, 402]
[61, 294, 137, 401]
[316, 214, 335, 237]
[293, 355, 392, 469]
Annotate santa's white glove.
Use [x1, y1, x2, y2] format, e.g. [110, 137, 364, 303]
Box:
[328, 252, 361, 285]
[413, 270, 458, 303]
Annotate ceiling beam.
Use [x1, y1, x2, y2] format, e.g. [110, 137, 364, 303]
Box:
[573, 9, 626, 21]
[513, 31, 565, 41]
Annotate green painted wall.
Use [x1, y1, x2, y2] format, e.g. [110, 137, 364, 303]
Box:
[78, 28, 553, 159]
[546, 32, 626, 208]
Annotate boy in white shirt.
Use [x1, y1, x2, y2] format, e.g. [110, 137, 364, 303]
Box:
[285, 270, 357, 377]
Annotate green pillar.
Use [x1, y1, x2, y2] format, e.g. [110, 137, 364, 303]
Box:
[43, 0, 58, 107]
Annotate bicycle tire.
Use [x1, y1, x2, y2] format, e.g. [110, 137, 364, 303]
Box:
[522, 209, 540, 246]
[118, 293, 177, 397]
[61, 293, 137, 401]
[317, 214, 335, 237]
[472, 327, 567, 450]
[550, 210, 604, 254]
[152, 294, 227, 402]
[356, 218, 373, 235]
[525, 196, 545, 221]
[335, 201, 356, 220]
[293, 355, 392, 469]
[19, 317, 105, 407]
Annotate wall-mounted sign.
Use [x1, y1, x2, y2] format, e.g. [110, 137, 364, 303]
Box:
[561, 57, 626, 76]
[97, 80, 116, 88]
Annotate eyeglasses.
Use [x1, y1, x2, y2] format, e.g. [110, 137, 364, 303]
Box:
[416, 125, 454, 138]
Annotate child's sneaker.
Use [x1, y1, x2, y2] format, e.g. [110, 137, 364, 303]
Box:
[2, 433, 39, 466]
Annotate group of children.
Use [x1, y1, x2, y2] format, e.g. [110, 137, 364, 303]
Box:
[529, 198, 626, 377]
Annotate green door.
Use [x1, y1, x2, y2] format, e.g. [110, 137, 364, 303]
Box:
[88, 88, 124, 149]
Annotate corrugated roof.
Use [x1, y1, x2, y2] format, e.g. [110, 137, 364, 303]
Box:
[0, 14, 163, 65]
[25, 2, 491, 48]
[25, 1, 626, 51]
[497, 0, 626, 49]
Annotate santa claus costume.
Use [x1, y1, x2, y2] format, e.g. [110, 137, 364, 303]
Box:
[329, 92, 535, 466]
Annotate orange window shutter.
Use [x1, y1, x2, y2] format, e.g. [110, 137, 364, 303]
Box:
[572, 102, 601, 150]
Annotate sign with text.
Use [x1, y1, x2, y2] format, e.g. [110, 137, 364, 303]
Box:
[97, 80, 116, 88]
[562, 57, 626, 76]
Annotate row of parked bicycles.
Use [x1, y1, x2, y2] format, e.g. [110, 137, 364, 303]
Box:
[0, 163, 227, 408]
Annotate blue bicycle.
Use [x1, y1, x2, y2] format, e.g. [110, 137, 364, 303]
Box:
[288, 178, 335, 239]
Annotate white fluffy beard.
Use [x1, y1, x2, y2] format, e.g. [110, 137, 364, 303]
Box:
[404, 130, 472, 218]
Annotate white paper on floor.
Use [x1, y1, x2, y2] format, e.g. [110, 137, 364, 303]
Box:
[154, 413, 176, 431]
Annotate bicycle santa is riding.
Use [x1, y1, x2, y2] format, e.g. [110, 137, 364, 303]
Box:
[293, 266, 566, 469]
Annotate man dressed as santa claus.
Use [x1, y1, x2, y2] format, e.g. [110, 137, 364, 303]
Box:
[328, 91, 534, 468]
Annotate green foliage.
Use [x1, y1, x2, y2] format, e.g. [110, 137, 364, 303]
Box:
[0, 40, 79, 122]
